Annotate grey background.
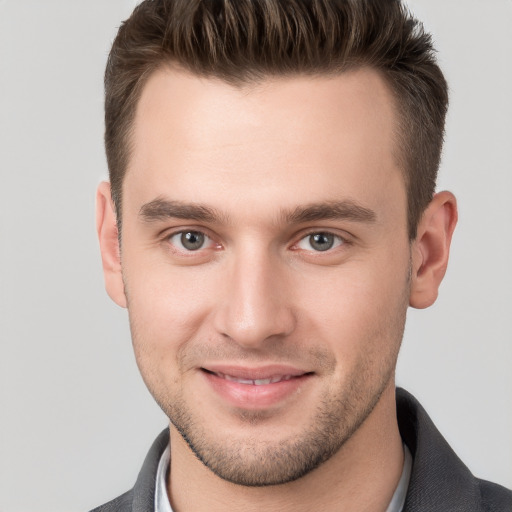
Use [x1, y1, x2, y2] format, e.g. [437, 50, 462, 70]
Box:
[0, 1, 511, 511]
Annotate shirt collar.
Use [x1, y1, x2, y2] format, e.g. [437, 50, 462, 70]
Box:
[155, 444, 173, 512]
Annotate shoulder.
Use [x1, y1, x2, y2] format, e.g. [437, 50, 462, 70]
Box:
[396, 388, 512, 512]
[478, 478, 512, 511]
[88, 489, 133, 512]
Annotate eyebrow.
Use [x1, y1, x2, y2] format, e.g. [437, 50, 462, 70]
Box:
[284, 200, 377, 224]
[139, 197, 376, 225]
[139, 198, 227, 223]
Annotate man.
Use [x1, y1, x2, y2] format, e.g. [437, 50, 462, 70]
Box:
[93, 0, 512, 511]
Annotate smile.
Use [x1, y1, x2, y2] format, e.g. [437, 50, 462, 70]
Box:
[208, 371, 296, 386]
[200, 367, 313, 409]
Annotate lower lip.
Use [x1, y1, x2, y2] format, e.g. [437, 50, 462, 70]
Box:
[201, 370, 312, 409]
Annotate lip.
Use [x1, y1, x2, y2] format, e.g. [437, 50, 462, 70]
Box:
[200, 364, 313, 409]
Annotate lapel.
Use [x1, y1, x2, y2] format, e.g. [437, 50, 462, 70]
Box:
[397, 388, 483, 512]
[131, 428, 170, 512]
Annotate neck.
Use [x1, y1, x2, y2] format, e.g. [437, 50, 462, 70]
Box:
[168, 383, 403, 512]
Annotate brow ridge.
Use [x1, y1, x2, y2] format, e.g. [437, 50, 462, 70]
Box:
[139, 197, 376, 225]
[284, 200, 377, 224]
[139, 198, 226, 223]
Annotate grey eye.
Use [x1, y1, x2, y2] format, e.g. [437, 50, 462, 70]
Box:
[169, 231, 207, 251]
[309, 233, 335, 251]
[181, 231, 205, 250]
[297, 232, 343, 252]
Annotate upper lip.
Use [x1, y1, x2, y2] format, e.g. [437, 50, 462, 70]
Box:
[201, 364, 310, 380]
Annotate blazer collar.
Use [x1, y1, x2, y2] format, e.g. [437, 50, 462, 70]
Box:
[131, 427, 169, 512]
[397, 387, 483, 512]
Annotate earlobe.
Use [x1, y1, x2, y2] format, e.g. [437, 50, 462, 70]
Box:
[96, 181, 127, 308]
[409, 191, 458, 309]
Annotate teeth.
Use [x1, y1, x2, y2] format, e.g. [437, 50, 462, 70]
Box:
[253, 378, 272, 385]
[224, 374, 254, 384]
[216, 372, 293, 385]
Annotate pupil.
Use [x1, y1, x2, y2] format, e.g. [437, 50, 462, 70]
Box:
[181, 231, 204, 250]
[310, 233, 333, 251]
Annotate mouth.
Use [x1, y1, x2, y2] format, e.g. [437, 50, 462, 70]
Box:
[199, 366, 314, 409]
[202, 369, 303, 386]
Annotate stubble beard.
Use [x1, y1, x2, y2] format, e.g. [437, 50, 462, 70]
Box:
[127, 269, 410, 487]
[140, 318, 405, 487]
[166, 365, 397, 487]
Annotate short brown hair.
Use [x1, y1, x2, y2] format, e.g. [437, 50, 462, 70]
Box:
[105, 0, 448, 239]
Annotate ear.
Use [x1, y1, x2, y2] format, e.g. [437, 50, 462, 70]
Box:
[96, 181, 127, 308]
[409, 191, 458, 309]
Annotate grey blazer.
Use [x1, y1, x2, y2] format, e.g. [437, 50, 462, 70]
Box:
[90, 388, 512, 511]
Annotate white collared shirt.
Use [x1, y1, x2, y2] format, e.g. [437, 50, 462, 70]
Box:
[155, 444, 412, 512]
[155, 445, 173, 512]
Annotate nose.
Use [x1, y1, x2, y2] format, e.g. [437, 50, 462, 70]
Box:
[213, 248, 296, 348]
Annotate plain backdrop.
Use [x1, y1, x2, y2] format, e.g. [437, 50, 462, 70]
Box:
[0, 1, 511, 511]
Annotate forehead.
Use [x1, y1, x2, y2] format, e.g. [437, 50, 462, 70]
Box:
[125, 66, 404, 222]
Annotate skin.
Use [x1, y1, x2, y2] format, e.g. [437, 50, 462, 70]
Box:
[97, 66, 457, 512]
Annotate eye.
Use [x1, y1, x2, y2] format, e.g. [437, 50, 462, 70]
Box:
[168, 230, 213, 251]
[296, 232, 344, 252]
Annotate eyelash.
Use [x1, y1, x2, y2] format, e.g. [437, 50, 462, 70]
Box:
[164, 229, 219, 254]
[292, 231, 347, 253]
[162, 228, 350, 256]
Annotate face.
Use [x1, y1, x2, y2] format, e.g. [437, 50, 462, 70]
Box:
[116, 67, 412, 485]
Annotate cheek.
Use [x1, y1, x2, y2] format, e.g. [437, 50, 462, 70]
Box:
[124, 267, 212, 407]
[297, 251, 410, 363]
[122, 253, 217, 374]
